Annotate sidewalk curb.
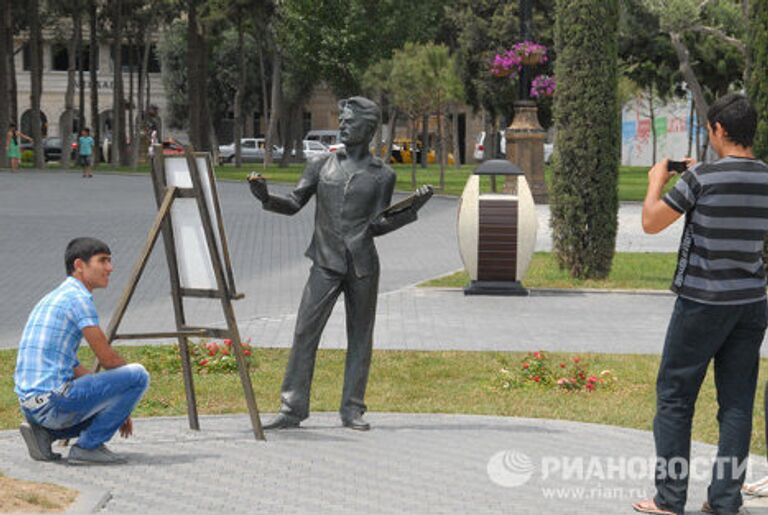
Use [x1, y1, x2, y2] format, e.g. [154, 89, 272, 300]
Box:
[65, 487, 111, 514]
[418, 285, 675, 297]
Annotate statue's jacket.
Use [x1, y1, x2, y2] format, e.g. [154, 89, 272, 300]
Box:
[262, 152, 417, 278]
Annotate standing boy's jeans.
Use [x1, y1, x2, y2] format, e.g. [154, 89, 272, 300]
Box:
[654, 297, 767, 514]
[21, 364, 149, 450]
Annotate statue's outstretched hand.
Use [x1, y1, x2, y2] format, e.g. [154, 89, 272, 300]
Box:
[247, 172, 269, 202]
[412, 185, 434, 212]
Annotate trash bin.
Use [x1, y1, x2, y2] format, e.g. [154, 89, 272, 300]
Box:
[457, 159, 538, 295]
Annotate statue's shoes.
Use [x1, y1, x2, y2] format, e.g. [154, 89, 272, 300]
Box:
[342, 415, 371, 431]
[262, 413, 301, 430]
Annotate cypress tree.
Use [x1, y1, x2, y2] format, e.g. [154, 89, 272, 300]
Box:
[551, 0, 620, 279]
[749, 0, 768, 161]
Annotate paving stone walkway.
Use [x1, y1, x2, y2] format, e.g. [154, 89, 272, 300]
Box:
[2, 413, 768, 514]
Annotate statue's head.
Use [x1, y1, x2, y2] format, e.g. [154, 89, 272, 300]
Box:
[338, 96, 380, 146]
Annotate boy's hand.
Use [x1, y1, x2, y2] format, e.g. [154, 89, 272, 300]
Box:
[648, 158, 674, 189]
[119, 417, 133, 438]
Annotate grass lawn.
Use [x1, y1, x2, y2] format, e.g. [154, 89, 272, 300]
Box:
[27, 160, 656, 201]
[1, 346, 766, 457]
[421, 252, 678, 290]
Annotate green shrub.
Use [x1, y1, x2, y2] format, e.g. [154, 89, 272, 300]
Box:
[749, 0, 768, 161]
[551, 0, 620, 279]
[21, 150, 34, 163]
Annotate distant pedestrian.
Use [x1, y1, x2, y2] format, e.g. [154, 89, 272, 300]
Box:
[77, 127, 95, 178]
[6, 123, 33, 173]
[147, 125, 158, 158]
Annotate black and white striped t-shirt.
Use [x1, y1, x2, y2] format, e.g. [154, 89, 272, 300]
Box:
[662, 156, 768, 305]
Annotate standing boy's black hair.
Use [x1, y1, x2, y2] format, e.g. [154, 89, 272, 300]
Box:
[65, 237, 111, 275]
[707, 93, 758, 148]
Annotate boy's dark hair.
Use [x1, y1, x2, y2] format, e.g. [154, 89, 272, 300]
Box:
[706, 93, 757, 148]
[65, 237, 111, 275]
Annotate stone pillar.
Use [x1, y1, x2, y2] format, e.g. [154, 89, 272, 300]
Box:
[505, 100, 548, 203]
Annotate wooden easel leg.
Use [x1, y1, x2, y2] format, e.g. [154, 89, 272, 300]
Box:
[230, 332, 265, 440]
[177, 336, 200, 430]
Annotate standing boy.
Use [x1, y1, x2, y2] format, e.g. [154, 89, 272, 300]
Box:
[633, 94, 768, 514]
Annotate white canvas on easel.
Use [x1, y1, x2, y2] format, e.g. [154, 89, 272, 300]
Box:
[163, 156, 228, 291]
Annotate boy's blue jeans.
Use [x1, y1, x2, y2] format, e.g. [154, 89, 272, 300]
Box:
[21, 364, 149, 450]
[654, 297, 767, 514]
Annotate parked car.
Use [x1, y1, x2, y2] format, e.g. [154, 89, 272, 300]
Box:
[217, 138, 283, 164]
[305, 130, 340, 148]
[290, 139, 330, 160]
[18, 138, 66, 162]
[390, 138, 455, 165]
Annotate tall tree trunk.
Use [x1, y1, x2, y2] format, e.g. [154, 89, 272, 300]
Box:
[0, 0, 10, 167]
[62, 13, 81, 169]
[277, 102, 291, 167]
[648, 86, 657, 163]
[669, 32, 709, 124]
[258, 43, 269, 137]
[234, 18, 245, 167]
[89, 0, 100, 164]
[78, 13, 85, 132]
[132, 29, 150, 167]
[264, 50, 281, 165]
[383, 107, 397, 164]
[452, 105, 461, 168]
[437, 104, 445, 190]
[29, 0, 44, 169]
[187, 1, 212, 151]
[128, 38, 135, 158]
[687, 98, 695, 157]
[113, 0, 126, 166]
[420, 113, 429, 168]
[7, 3, 17, 126]
[410, 118, 417, 188]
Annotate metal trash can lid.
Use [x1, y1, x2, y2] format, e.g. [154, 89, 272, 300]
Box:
[473, 159, 524, 176]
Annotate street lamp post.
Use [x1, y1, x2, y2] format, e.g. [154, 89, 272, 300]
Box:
[505, 0, 548, 203]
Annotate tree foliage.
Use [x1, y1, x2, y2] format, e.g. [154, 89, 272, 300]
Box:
[749, 0, 768, 160]
[277, 0, 445, 98]
[551, 0, 620, 279]
[442, 0, 555, 121]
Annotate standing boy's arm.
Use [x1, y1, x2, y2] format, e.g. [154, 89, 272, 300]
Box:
[642, 158, 684, 234]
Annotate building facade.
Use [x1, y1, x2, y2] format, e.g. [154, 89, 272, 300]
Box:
[13, 31, 166, 144]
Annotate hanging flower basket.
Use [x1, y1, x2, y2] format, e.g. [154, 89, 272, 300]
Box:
[530, 74, 556, 98]
[512, 40, 548, 66]
[490, 41, 549, 78]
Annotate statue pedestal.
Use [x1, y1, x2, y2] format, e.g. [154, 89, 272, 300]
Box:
[505, 101, 548, 204]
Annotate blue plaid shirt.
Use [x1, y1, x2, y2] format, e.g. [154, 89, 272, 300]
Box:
[14, 277, 100, 400]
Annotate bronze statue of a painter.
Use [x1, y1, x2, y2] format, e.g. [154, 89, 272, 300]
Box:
[248, 96, 432, 430]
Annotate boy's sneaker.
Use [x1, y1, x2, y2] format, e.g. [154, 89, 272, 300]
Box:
[68, 444, 126, 464]
[19, 422, 61, 462]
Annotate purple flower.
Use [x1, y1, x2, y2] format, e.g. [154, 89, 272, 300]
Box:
[530, 74, 556, 98]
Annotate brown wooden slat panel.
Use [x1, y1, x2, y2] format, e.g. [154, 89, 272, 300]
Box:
[479, 243, 518, 251]
[478, 198, 518, 281]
